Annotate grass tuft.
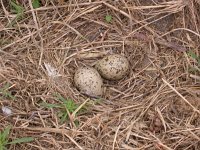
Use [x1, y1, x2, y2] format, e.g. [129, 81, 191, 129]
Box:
[0, 126, 34, 150]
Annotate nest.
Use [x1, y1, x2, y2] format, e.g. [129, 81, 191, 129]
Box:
[0, 0, 200, 149]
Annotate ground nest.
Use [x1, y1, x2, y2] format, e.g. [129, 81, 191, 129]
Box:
[0, 0, 200, 149]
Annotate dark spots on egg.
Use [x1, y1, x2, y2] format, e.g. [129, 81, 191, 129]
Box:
[116, 69, 120, 74]
[74, 66, 103, 96]
[96, 54, 129, 80]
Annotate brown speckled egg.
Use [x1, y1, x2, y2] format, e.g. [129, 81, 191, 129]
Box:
[74, 66, 103, 97]
[95, 54, 129, 80]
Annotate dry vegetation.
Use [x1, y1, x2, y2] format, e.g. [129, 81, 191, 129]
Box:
[0, 0, 200, 149]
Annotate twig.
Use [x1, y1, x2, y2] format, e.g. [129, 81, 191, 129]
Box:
[17, 127, 84, 150]
[162, 78, 200, 114]
[112, 123, 121, 150]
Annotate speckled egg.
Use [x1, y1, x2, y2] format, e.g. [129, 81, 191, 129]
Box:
[74, 66, 103, 97]
[95, 54, 129, 80]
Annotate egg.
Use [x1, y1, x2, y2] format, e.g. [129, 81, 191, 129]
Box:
[74, 66, 103, 97]
[95, 54, 129, 80]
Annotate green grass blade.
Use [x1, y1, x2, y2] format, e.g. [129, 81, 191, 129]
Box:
[187, 50, 200, 66]
[74, 120, 80, 127]
[0, 83, 15, 100]
[60, 112, 68, 123]
[65, 100, 78, 113]
[105, 15, 112, 23]
[187, 50, 198, 59]
[0, 83, 10, 91]
[0, 145, 6, 150]
[1, 126, 11, 142]
[0, 126, 11, 149]
[55, 94, 66, 103]
[10, 1, 24, 14]
[32, 0, 40, 9]
[8, 137, 34, 145]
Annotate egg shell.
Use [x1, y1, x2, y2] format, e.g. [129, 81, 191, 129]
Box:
[74, 66, 103, 97]
[95, 54, 129, 80]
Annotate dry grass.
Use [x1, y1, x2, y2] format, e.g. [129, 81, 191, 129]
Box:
[0, 0, 200, 149]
